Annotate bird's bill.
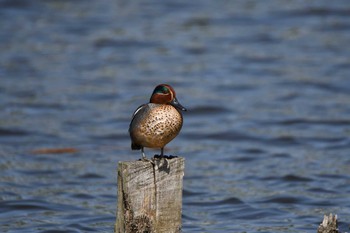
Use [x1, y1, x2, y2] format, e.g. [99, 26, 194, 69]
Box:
[170, 97, 187, 111]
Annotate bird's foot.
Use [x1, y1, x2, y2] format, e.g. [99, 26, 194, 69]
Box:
[139, 156, 155, 165]
[153, 154, 178, 160]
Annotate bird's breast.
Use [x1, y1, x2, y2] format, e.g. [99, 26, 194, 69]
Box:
[130, 104, 183, 148]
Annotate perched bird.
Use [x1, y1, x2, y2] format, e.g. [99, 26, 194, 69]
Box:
[129, 84, 187, 160]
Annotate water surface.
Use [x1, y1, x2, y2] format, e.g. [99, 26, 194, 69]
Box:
[1, 0, 350, 232]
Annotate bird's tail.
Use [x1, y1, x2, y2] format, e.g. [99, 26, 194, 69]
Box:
[131, 143, 142, 150]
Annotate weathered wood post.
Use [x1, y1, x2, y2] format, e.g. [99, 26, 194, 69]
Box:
[317, 213, 339, 233]
[115, 157, 185, 233]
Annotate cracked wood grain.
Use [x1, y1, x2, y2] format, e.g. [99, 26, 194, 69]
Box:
[115, 157, 184, 233]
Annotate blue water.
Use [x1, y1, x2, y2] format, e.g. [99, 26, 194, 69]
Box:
[1, 0, 350, 232]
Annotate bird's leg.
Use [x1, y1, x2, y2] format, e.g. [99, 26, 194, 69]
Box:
[153, 148, 164, 159]
[141, 147, 147, 160]
[158, 147, 177, 159]
[141, 147, 154, 164]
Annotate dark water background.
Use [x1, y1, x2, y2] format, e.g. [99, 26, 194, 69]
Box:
[1, 0, 350, 232]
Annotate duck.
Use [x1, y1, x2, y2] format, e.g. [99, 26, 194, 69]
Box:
[129, 84, 187, 160]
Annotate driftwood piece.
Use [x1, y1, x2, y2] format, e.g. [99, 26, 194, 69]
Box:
[115, 157, 185, 233]
[317, 213, 339, 233]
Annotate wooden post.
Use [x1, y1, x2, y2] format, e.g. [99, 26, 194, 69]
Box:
[115, 157, 185, 233]
[317, 213, 339, 233]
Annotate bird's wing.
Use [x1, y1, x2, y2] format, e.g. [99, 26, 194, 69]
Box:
[129, 104, 147, 132]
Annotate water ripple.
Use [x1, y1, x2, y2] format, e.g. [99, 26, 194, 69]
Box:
[276, 7, 350, 18]
[0, 199, 83, 213]
[270, 118, 350, 126]
[94, 38, 159, 49]
[261, 195, 304, 204]
[261, 174, 313, 182]
[0, 128, 30, 136]
[187, 105, 231, 115]
[188, 197, 244, 206]
[77, 173, 105, 179]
